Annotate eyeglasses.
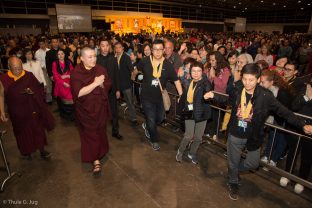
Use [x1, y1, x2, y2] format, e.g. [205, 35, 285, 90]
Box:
[152, 48, 164, 52]
[191, 70, 202, 73]
[284, 67, 294, 72]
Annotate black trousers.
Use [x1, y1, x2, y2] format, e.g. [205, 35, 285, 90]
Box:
[109, 91, 119, 135]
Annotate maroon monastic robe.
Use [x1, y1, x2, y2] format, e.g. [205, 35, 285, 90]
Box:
[70, 63, 112, 162]
[0, 71, 55, 155]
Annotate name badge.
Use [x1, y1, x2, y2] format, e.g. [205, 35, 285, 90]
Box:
[151, 79, 159, 87]
[188, 104, 193, 111]
[238, 120, 247, 131]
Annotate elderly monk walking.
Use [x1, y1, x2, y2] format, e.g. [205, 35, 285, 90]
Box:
[0, 57, 55, 160]
[70, 47, 112, 176]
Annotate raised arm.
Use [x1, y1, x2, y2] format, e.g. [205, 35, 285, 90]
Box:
[78, 75, 104, 98]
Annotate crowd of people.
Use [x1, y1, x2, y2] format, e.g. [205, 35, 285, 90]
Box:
[0, 30, 312, 200]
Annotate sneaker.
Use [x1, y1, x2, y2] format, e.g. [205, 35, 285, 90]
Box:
[204, 133, 211, 138]
[228, 183, 239, 201]
[212, 135, 217, 141]
[280, 177, 290, 187]
[187, 153, 198, 164]
[142, 123, 150, 139]
[294, 183, 304, 194]
[261, 156, 268, 163]
[280, 152, 288, 160]
[176, 149, 183, 162]
[269, 160, 276, 167]
[152, 142, 160, 151]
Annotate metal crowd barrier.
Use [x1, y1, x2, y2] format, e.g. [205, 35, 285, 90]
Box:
[129, 80, 312, 191]
[0, 130, 18, 192]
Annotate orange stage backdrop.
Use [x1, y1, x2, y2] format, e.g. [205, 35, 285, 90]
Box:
[105, 15, 183, 34]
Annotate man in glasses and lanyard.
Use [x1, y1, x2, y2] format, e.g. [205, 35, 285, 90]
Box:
[137, 39, 183, 151]
[204, 63, 312, 200]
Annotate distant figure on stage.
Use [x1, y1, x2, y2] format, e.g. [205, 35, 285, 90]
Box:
[0, 57, 55, 160]
[70, 47, 112, 176]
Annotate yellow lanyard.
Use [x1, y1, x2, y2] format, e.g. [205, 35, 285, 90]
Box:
[187, 80, 197, 104]
[240, 88, 253, 119]
[7, 70, 25, 81]
[116, 52, 123, 67]
[150, 56, 164, 78]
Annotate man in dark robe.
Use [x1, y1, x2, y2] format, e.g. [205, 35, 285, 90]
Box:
[0, 57, 55, 160]
[70, 47, 112, 176]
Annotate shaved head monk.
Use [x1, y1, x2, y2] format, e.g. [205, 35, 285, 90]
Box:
[70, 47, 112, 176]
[0, 57, 55, 160]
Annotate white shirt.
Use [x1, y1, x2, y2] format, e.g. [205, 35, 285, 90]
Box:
[23, 60, 47, 86]
[35, 48, 50, 69]
[254, 54, 273, 66]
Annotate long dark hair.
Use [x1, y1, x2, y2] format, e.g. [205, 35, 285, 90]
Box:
[21, 48, 35, 63]
[56, 49, 70, 74]
[208, 51, 229, 76]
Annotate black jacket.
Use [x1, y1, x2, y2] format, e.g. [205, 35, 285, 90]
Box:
[115, 53, 134, 91]
[214, 81, 306, 151]
[97, 53, 120, 93]
[273, 88, 292, 126]
[181, 77, 213, 123]
[45, 49, 58, 77]
[291, 92, 312, 126]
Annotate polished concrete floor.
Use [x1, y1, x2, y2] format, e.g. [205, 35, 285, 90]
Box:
[0, 104, 311, 208]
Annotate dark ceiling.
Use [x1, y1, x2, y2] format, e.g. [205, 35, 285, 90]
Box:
[170, 0, 312, 11]
[0, 0, 311, 23]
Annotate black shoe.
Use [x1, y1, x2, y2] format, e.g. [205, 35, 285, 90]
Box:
[112, 133, 123, 140]
[228, 183, 239, 201]
[21, 155, 32, 161]
[40, 150, 51, 160]
[131, 120, 139, 127]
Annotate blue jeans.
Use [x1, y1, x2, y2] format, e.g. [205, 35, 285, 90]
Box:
[142, 99, 165, 143]
[264, 129, 286, 162]
[122, 88, 137, 121]
[227, 134, 260, 184]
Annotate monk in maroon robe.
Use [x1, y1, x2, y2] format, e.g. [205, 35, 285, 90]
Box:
[0, 57, 55, 160]
[70, 47, 112, 176]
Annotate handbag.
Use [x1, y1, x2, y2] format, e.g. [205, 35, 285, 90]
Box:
[181, 108, 193, 120]
[157, 78, 171, 111]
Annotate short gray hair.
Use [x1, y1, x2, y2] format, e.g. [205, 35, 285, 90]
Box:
[238, 53, 254, 64]
[80, 46, 95, 57]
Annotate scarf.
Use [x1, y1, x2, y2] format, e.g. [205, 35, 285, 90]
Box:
[240, 88, 253, 119]
[150, 56, 164, 78]
[7, 70, 25, 81]
[187, 80, 197, 104]
[115, 52, 123, 67]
